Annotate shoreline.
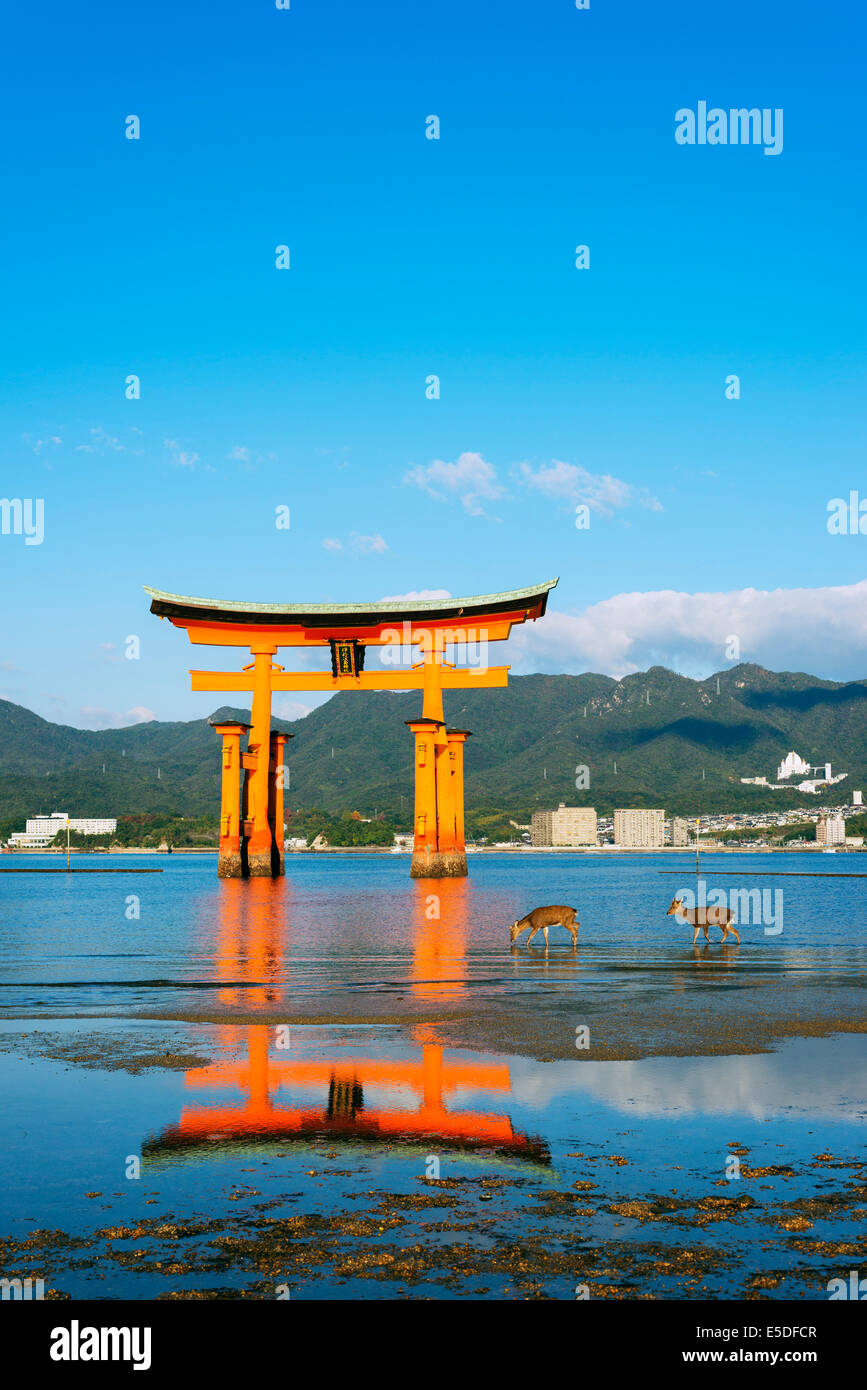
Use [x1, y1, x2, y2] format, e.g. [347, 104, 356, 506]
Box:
[3, 843, 864, 857]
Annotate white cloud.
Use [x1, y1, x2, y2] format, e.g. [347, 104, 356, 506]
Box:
[378, 589, 452, 603]
[404, 451, 505, 516]
[321, 534, 388, 554]
[273, 698, 314, 722]
[127, 705, 156, 723]
[76, 427, 125, 455]
[351, 533, 388, 554]
[510, 578, 867, 681]
[518, 459, 661, 517]
[164, 438, 199, 469]
[507, 1036, 867, 1120]
[76, 705, 156, 729]
[24, 433, 62, 455]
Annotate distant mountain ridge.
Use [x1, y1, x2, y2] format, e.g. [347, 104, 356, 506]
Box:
[0, 664, 864, 826]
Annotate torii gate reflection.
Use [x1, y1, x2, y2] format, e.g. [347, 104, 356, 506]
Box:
[151, 879, 547, 1162]
[205, 875, 477, 1007]
[145, 1026, 546, 1161]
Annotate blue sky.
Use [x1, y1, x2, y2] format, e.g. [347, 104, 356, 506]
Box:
[1, 0, 865, 727]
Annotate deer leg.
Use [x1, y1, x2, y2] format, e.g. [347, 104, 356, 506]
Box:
[526, 925, 539, 947]
[543, 926, 549, 950]
[692, 924, 700, 946]
[723, 924, 740, 944]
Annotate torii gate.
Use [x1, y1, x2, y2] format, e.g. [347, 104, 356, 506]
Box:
[146, 580, 557, 879]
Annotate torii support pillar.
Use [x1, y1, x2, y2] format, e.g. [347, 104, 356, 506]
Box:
[212, 720, 249, 878]
[447, 728, 471, 855]
[269, 731, 292, 878]
[246, 645, 277, 877]
[407, 718, 469, 878]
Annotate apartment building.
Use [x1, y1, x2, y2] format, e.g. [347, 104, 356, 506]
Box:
[530, 804, 597, 847]
[816, 814, 845, 846]
[613, 808, 665, 848]
[671, 817, 690, 847]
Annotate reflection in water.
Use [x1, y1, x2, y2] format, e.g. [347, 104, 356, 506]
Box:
[509, 942, 581, 983]
[410, 879, 468, 1000]
[212, 877, 293, 1007]
[143, 1025, 548, 1163]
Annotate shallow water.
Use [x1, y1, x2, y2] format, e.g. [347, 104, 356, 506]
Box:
[0, 850, 864, 999]
[1, 852, 863, 1060]
[0, 1020, 863, 1299]
[0, 853, 864, 1299]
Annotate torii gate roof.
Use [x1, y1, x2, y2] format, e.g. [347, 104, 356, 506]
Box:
[145, 575, 558, 644]
[145, 578, 557, 629]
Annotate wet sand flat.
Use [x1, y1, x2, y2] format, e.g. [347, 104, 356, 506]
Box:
[0, 1021, 864, 1300]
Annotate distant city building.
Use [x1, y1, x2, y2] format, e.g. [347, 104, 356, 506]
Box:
[531, 804, 597, 846]
[853, 790, 863, 806]
[614, 808, 665, 848]
[817, 814, 845, 846]
[7, 812, 117, 848]
[671, 817, 690, 847]
[27, 814, 117, 836]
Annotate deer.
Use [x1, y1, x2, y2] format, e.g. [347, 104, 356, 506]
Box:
[510, 905, 579, 949]
[666, 896, 740, 945]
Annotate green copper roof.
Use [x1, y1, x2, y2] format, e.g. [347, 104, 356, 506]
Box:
[145, 580, 558, 626]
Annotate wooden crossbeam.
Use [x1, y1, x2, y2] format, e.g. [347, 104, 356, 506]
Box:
[190, 667, 509, 693]
[174, 618, 518, 647]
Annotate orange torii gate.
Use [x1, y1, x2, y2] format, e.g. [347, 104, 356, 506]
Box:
[146, 580, 557, 879]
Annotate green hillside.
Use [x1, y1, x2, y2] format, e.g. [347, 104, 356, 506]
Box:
[0, 664, 864, 832]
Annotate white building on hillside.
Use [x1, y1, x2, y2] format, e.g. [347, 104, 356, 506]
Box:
[777, 751, 811, 780]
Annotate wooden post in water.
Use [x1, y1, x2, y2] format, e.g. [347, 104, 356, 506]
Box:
[246, 645, 277, 877]
[212, 720, 250, 878]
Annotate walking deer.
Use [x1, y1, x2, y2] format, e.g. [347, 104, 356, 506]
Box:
[666, 896, 740, 945]
[510, 904, 579, 948]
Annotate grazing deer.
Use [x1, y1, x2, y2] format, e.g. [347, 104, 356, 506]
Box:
[510, 905, 579, 949]
[666, 896, 740, 945]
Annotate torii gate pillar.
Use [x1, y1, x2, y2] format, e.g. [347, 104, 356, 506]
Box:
[212, 720, 249, 879]
[269, 731, 291, 877]
[246, 645, 277, 877]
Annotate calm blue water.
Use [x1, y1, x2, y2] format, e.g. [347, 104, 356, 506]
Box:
[0, 852, 864, 1016]
[0, 852, 863, 1299]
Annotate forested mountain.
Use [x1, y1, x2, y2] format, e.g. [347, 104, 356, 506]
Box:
[1, 664, 864, 828]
